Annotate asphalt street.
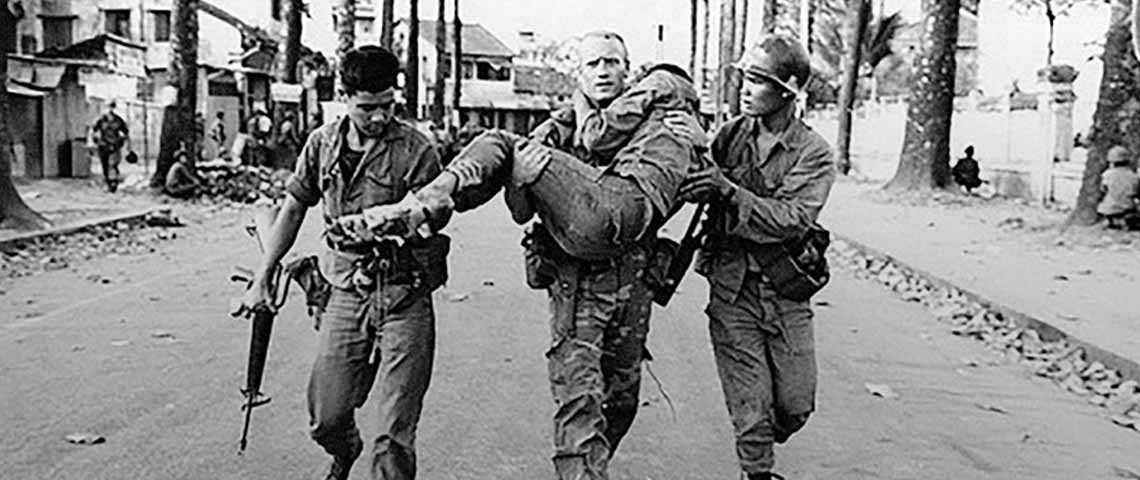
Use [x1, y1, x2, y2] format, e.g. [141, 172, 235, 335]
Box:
[3, 199, 1140, 480]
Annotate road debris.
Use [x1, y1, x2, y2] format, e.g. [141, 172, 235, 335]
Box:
[65, 433, 105, 445]
[110, 340, 131, 347]
[151, 331, 176, 340]
[448, 292, 471, 303]
[974, 402, 1008, 414]
[831, 240, 1140, 434]
[865, 383, 900, 399]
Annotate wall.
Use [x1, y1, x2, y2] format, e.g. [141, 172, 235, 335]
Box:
[8, 94, 44, 179]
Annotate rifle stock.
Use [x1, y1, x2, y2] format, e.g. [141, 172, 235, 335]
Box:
[653, 203, 707, 306]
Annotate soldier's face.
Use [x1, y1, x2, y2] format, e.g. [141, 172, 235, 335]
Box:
[345, 88, 397, 137]
[576, 37, 629, 104]
[741, 74, 793, 117]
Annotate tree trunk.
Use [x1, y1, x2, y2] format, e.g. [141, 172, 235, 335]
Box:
[885, 0, 959, 191]
[720, 0, 739, 120]
[700, 0, 710, 92]
[381, 0, 395, 49]
[837, 0, 872, 175]
[1047, 18, 1055, 66]
[452, 0, 462, 121]
[432, 0, 447, 126]
[283, 0, 303, 84]
[407, 1, 420, 120]
[337, 0, 356, 61]
[690, 0, 699, 77]
[1068, 0, 1140, 225]
[154, 0, 199, 189]
[0, 5, 50, 230]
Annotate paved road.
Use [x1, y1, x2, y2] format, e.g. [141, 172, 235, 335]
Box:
[3, 200, 1139, 480]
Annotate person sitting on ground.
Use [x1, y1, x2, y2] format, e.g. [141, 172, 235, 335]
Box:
[164, 149, 202, 199]
[1097, 145, 1140, 229]
[952, 145, 983, 193]
[357, 63, 701, 261]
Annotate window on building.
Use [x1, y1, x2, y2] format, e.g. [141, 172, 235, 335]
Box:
[151, 11, 171, 42]
[461, 61, 475, 80]
[104, 9, 131, 39]
[475, 60, 511, 81]
[41, 17, 74, 50]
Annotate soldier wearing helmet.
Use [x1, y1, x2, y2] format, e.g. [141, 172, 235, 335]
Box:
[669, 34, 837, 480]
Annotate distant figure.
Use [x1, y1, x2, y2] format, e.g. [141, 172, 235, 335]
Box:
[164, 147, 202, 199]
[1097, 146, 1140, 229]
[244, 106, 274, 167]
[92, 100, 129, 193]
[952, 145, 983, 193]
[209, 111, 228, 160]
[277, 112, 302, 154]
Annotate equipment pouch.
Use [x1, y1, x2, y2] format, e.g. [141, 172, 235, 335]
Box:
[764, 226, 831, 302]
[410, 234, 451, 292]
[644, 236, 679, 293]
[522, 223, 559, 290]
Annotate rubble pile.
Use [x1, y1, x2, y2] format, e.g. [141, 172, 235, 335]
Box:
[829, 239, 1140, 433]
[198, 166, 288, 204]
[0, 216, 180, 279]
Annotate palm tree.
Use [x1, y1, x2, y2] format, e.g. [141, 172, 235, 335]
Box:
[282, 0, 303, 84]
[690, 0, 699, 78]
[432, 0, 447, 126]
[407, 0, 420, 119]
[381, 0, 395, 49]
[452, 0, 462, 120]
[1069, 0, 1140, 225]
[154, 0, 200, 189]
[0, 4, 50, 230]
[719, 0, 738, 120]
[700, 0, 710, 92]
[836, 0, 871, 175]
[885, 0, 959, 191]
[336, 0, 355, 61]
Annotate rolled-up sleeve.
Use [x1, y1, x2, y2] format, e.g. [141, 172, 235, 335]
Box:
[285, 131, 323, 207]
[724, 144, 837, 244]
[404, 141, 442, 191]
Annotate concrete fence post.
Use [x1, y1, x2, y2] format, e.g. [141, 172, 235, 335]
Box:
[1035, 64, 1078, 205]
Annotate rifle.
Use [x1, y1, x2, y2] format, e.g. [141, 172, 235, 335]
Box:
[231, 206, 286, 454]
[652, 202, 708, 307]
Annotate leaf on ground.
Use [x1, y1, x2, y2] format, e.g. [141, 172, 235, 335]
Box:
[481, 279, 495, 287]
[1110, 415, 1137, 429]
[65, 433, 105, 445]
[448, 292, 470, 303]
[110, 340, 131, 347]
[864, 383, 899, 399]
[813, 300, 832, 307]
[1052, 274, 1069, 281]
[151, 331, 175, 340]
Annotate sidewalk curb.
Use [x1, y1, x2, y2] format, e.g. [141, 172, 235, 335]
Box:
[0, 207, 172, 252]
[834, 233, 1140, 384]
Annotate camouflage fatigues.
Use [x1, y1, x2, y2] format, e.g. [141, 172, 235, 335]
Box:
[286, 117, 446, 480]
[697, 115, 836, 475]
[93, 112, 128, 189]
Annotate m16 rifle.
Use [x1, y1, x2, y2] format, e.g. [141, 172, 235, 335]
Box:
[652, 202, 707, 307]
[229, 207, 329, 453]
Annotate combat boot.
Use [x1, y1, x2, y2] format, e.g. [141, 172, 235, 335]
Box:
[323, 439, 362, 480]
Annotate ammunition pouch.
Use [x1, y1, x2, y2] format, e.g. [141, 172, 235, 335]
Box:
[409, 234, 451, 292]
[644, 237, 679, 294]
[757, 225, 831, 302]
[521, 223, 563, 290]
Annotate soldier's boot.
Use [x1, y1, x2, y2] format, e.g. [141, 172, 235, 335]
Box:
[322, 437, 362, 480]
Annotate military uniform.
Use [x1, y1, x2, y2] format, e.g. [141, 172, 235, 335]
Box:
[285, 116, 448, 480]
[696, 114, 836, 476]
[93, 111, 128, 191]
[523, 72, 697, 477]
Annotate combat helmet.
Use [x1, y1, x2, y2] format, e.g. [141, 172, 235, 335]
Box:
[732, 34, 812, 96]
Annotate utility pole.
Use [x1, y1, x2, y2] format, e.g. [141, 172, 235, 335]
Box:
[452, 0, 462, 127]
